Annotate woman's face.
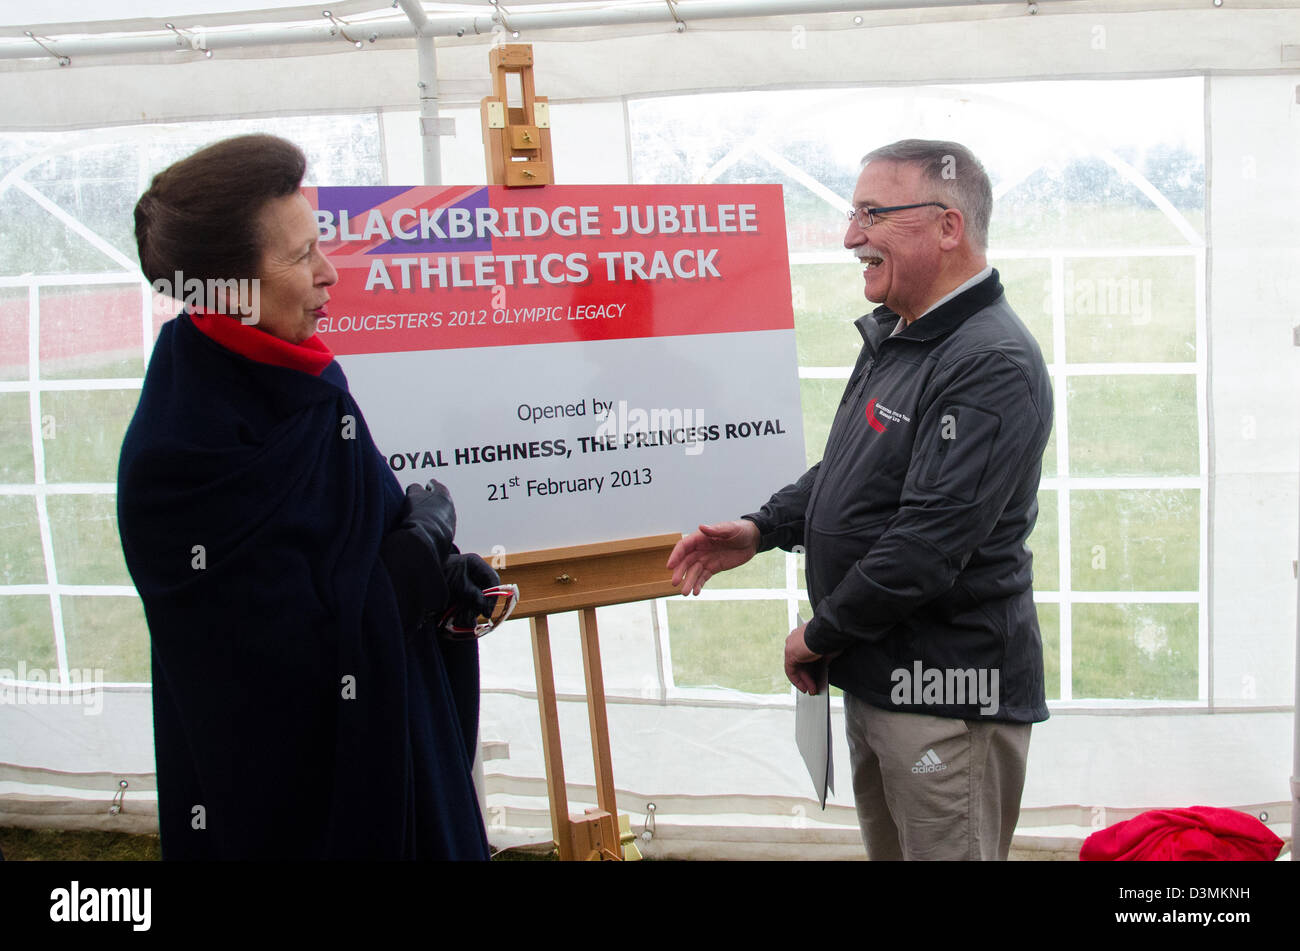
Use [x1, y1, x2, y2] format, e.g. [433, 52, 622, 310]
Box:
[251, 191, 336, 344]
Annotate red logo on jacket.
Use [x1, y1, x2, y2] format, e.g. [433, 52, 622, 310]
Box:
[865, 398, 888, 433]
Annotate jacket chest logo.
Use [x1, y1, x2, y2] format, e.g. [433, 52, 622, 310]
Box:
[865, 397, 911, 433]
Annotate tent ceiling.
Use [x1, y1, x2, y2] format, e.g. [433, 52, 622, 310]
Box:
[11, 1, 1033, 34]
[2, 2, 1297, 128]
[7, 0, 1299, 59]
[8, 1, 1065, 40]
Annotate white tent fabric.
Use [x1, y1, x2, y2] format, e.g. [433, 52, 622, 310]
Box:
[5, 5, 1300, 128]
[0, 0, 1297, 858]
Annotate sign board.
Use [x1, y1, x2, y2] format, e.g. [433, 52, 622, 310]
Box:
[308, 184, 806, 557]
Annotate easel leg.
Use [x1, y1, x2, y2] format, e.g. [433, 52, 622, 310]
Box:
[579, 607, 620, 839]
[530, 614, 572, 859]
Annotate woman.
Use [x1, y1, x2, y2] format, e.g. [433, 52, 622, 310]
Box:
[119, 134, 496, 860]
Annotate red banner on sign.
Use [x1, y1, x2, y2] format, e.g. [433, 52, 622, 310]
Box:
[307, 184, 793, 355]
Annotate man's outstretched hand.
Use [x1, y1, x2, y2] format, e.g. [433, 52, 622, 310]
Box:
[667, 520, 760, 596]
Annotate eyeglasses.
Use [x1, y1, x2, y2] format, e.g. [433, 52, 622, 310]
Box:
[441, 583, 520, 640]
[845, 202, 949, 230]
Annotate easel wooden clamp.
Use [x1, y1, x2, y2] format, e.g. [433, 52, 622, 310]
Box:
[480, 44, 553, 187]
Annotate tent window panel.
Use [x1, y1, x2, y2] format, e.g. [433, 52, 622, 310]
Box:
[997, 258, 1054, 363]
[0, 287, 28, 381]
[0, 186, 121, 276]
[39, 389, 139, 484]
[1037, 602, 1061, 702]
[763, 137, 857, 253]
[666, 599, 788, 695]
[1070, 489, 1200, 592]
[628, 99, 745, 187]
[26, 138, 137, 186]
[0, 134, 43, 184]
[1071, 603, 1198, 701]
[1066, 375, 1199, 477]
[798, 377, 841, 472]
[993, 156, 1201, 249]
[39, 284, 145, 380]
[134, 114, 384, 189]
[1063, 256, 1197, 364]
[1028, 489, 1059, 593]
[60, 595, 149, 683]
[0, 596, 57, 670]
[47, 494, 132, 587]
[25, 147, 140, 267]
[1040, 404, 1058, 479]
[0, 494, 44, 585]
[728, 164, 840, 255]
[296, 114, 383, 186]
[789, 262, 875, 367]
[705, 548, 785, 591]
[0, 393, 34, 482]
[706, 159, 843, 254]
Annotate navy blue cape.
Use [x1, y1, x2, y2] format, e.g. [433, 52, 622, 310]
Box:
[118, 315, 488, 860]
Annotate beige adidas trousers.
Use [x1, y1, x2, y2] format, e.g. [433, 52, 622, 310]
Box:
[843, 692, 1032, 861]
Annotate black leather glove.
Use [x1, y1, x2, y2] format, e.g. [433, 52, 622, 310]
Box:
[400, 479, 456, 561]
[381, 480, 458, 635]
[441, 553, 501, 637]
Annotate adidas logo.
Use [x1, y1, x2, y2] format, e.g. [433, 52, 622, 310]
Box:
[911, 749, 948, 774]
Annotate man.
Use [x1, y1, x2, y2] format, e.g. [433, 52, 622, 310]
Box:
[668, 139, 1053, 861]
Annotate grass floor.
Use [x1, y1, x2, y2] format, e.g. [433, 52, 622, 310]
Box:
[0, 826, 552, 861]
[0, 826, 160, 861]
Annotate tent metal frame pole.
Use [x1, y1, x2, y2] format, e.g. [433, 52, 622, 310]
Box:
[397, 0, 442, 186]
[0, 0, 1090, 61]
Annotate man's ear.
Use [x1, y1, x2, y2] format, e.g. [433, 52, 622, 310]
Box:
[938, 208, 965, 251]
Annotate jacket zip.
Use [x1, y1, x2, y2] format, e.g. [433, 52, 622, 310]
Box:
[805, 324, 886, 527]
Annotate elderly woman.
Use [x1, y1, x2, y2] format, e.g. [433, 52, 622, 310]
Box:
[119, 134, 496, 860]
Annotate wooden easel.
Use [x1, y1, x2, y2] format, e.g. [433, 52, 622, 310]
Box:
[480, 44, 553, 187]
[498, 535, 681, 860]
[480, 43, 676, 861]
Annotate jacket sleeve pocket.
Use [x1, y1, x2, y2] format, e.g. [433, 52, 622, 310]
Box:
[917, 404, 1000, 504]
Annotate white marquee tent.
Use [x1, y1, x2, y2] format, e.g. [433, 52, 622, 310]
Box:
[0, 0, 1297, 860]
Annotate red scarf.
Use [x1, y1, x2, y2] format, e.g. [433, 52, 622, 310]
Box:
[189, 311, 333, 376]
